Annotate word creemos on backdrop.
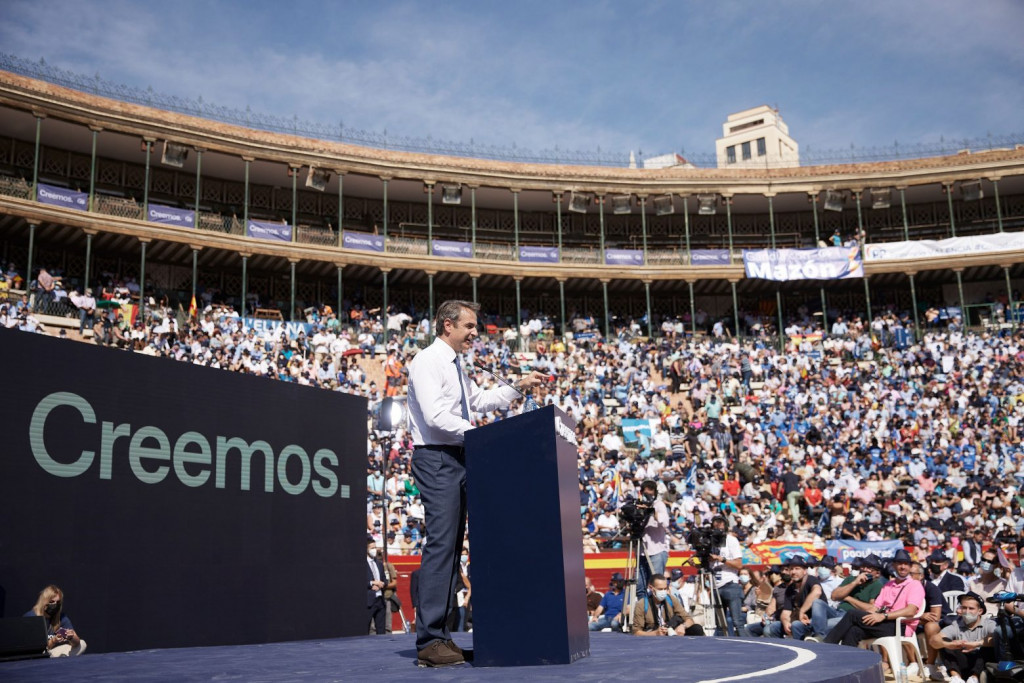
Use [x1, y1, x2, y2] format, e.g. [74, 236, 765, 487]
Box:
[29, 391, 350, 498]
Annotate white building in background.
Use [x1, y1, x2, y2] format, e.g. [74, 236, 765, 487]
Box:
[715, 105, 799, 169]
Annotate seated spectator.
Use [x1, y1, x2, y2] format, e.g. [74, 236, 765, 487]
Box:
[631, 574, 705, 637]
[743, 565, 789, 638]
[589, 572, 625, 632]
[829, 555, 885, 630]
[967, 548, 1008, 617]
[912, 561, 948, 680]
[24, 585, 86, 657]
[823, 549, 924, 651]
[585, 577, 603, 617]
[781, 555, 833, 641]
[926, 592, 996, 683]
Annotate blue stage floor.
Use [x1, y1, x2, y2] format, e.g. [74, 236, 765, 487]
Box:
[1, 633, 883, 682]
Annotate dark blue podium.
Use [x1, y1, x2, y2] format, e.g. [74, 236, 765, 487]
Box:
[464, 404, 589, 666]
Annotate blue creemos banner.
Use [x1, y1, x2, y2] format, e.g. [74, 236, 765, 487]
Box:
[690, 249, 731, 266]
[148, 204, 195, 228]
[37, 183, 88, 211]
[825, 539, 905, 563]
[247, 220, 292, 242]
[743, 246, 863, 281]
[342, 231, 384, 252]
[519, 245, 559, 263]
[605, 249, 643, 266]
[432, 240, 473, 259]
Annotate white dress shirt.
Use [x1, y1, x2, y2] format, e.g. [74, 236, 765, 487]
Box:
[407, 338, 518, 446]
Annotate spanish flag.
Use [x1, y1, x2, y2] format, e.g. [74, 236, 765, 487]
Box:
[188, 294, 197, 320]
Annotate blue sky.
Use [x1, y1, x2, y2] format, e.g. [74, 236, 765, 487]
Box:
[2, 0, 1022, 162]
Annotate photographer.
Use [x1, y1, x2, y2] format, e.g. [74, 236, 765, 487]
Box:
[636, 479, 670, 601]
[706, 515, 745, 636]
[631, 574, 705, 637]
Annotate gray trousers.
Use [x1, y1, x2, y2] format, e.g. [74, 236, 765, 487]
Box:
[410, 445, 467, 650]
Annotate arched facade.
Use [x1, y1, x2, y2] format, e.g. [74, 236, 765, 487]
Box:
[2, 68, 1024, 335]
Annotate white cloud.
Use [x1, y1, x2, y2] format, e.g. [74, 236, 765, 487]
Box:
[1, 0, 1021, 162]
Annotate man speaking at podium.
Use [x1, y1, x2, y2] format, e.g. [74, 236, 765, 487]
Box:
[408, 300, 547, 667]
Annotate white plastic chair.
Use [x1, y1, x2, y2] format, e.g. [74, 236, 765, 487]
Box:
[943, 590, 964, 614]
[862, 601, 926, 675]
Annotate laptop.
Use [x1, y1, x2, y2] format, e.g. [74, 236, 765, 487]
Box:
[0, 616, 49, 662]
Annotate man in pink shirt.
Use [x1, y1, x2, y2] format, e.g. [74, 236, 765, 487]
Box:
[851, 480, 876, 506]
[824, 548, 923, 646]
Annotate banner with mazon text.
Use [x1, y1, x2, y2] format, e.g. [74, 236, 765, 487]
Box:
[743, 247, 863, 281]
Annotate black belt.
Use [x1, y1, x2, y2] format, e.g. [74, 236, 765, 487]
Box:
[415, 444, 465, 456]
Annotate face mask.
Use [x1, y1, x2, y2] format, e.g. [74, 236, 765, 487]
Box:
[850, 569, 861, 577]
[817, 568, 832, 580]
[739, 575, 750, 585]
[962, 612, 979, 626]
[929, 564, 943, 575]
[979, 561, 994, 573]
[461, 554, 469, 564]
[654, 589, 668, 601]
[671, 580, 681, 590]
[43, 602, 60, 616]
[367, 548, 377, 558]
[994, 568, 1003, 578]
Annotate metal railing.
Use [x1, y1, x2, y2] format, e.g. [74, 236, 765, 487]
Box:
[296, 224, 336, 247]
[0, 175, 32, 200]
[94, 195, 142, 220]
[4, 52, 1023, 168]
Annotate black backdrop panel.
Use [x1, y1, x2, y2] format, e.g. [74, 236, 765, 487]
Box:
[0, 329, 367, 653]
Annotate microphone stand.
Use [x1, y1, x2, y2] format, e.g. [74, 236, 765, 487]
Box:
[471, 361, 525, 397]
[471, 361, 541, 411]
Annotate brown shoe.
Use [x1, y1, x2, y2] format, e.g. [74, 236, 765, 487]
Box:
[446, 640, 473, 662]
[417, 640, 465, 668]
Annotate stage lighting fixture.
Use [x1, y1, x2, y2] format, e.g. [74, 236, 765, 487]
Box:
[441, 184, 463, 205]
[697, 195, 717, 216]
[568, 192, 591, 214]
[160, 141, 189, 168]
[870, 188, 891, 210]
[823, 190, 845, 212]
[961, 180, 983, 201]
[611, 194, 632, 215]
[305, 167, 331, 192]
[377, 396, 407, 432]
[653, 194, 674, 216]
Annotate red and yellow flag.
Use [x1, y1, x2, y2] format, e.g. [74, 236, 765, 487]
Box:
[188, 295, 197, 320]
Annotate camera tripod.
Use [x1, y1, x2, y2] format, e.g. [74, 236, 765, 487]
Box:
[680, 556, 732, 637]
[620, 533, 649, 632]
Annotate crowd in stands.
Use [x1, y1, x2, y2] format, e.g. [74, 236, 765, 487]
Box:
[8, 264, 1024, 663]
[7, 263, 1024, 556]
